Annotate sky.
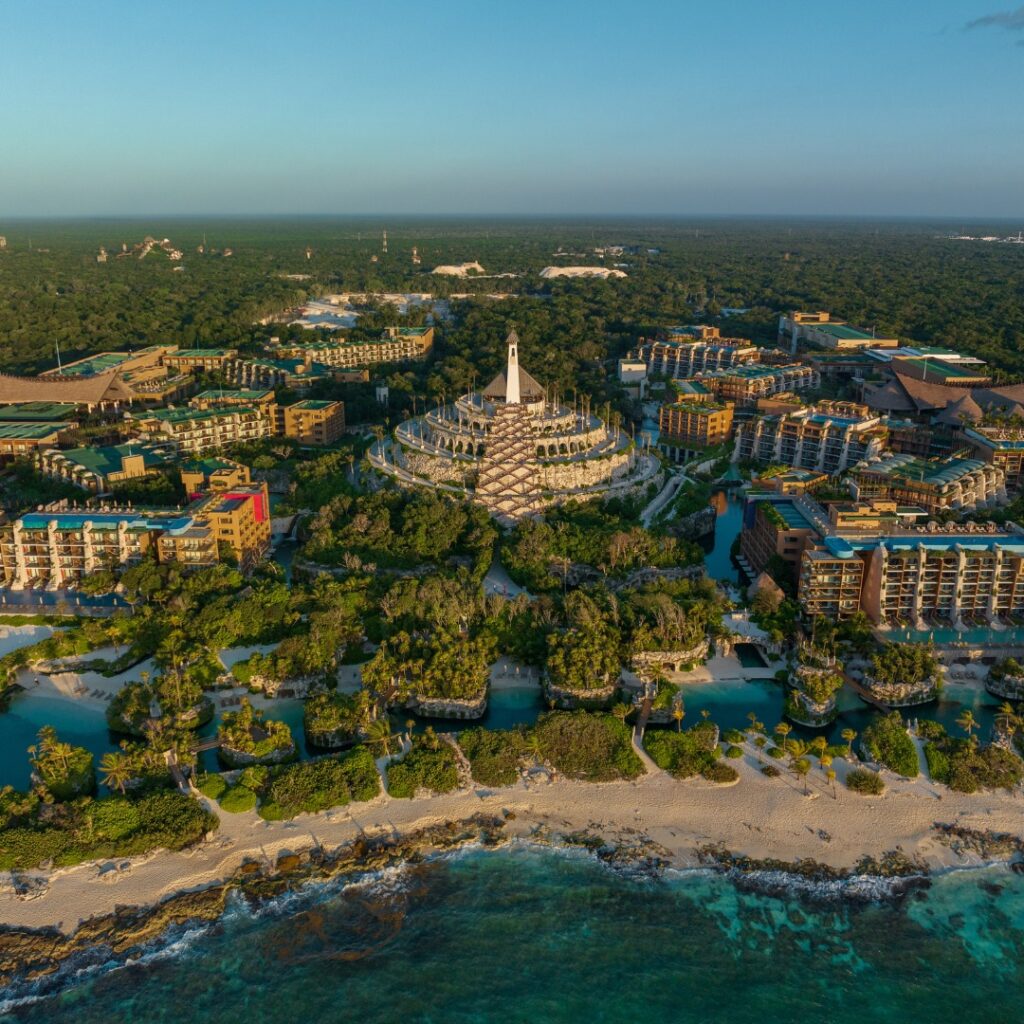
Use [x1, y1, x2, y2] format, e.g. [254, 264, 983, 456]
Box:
[1, 0, 1022, 218]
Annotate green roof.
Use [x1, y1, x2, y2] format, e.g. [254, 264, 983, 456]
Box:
[57, 444, 168, 478]
[182, 457, 239, 473]
[811, 324, 876, 341]
[0, 402, 79, 421]
[139, 405, 259, 424]
[289, 399, 336, 410]
[0, 422, 68, 440]
[167, 348, 236, 357]
[898, 357, 985, 380]
[193, 389, 274, 402]
[54, 352, 132, 377]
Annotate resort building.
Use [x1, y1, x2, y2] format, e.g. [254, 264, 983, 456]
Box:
[656, 398, 734, 462]
[0, 402, 80, 423]
[180, 458, 252, 498]
[127, 404, 275, 454]
[0, 507, 204, 588]
[798, 530, 1024, 627]
[733, 401, 887, 473]
[161, 348, 238, 374]
[369, 330, 659, 523]
[36, 443, 170, 493]
[638, 327, 759, 378]
[0, 422, 76, 458]
[848, 452, 1006, 514]
[959, 427, 1024, 491]
[778, 311, 898, 352]
[889, 356, 991, 388]
[190, 388, 277, 411]
[751, 468, 828, 495]
[272, 326, 434, 370]
[278, 399, 345, 446]
[737, 494, 828, 581]
[39, 346, 176, 380]
[229, 357, 332, 391]
[698, 364, 819, 407]
[799, 547, 867, 621]
[187, 482, 272, 571]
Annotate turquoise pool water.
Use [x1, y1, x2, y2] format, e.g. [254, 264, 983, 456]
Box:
[701, 488, 742, 583]
[5, 847, 1022, 1022]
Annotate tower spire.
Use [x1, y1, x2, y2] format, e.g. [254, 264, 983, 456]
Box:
[505, 329, 521, 405]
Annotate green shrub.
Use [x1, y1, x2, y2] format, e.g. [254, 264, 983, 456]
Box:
[0, 791, 218, 871]
[533, 712, 644, 782]
[386, 740, 459, 798]
[925, 736, 1023, 793]
[767, 746, 784, 759]
[723, 729, 745, 744]
[846, 768, 885, 795]
[259, 747, 381, 819]
[725, 745, 743, 759]
[924, 743, 951, 782]
[862, 712, 919, 777]
[702, 762, 738, 784]
[458, 727, 526, 787]
[761, 764, 781, 778]
[917, 719, 947, 742]
[645, 727, 720, 780]
[196, 774, 228, 800]
[220, 785, 258, 813]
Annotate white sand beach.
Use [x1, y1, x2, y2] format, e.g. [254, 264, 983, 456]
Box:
[3, 745, 1021, 934]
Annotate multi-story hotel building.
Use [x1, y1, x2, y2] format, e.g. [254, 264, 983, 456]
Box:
[273, 326, 434, 370]
[959, 426, 1024, 491]
[177, 482, 272, 571]
[699, 364, 819, 407]
[127, 404, 274, 454]
[733, 400, 887, 472]
[778, 311, 898, 352]
[737, 494, 828, 581]
[848, 452, 1006, 514]
[278, 399, 345, 446]
[161, 348, 238, 374]
[189, 388, 277, 411]
[0, 422, 76, 458]
[36, 443, 171, 493]
[638, 326, 759, 378]
[180, 458, 252, 498]
[799, 531, 1024, 627]
[656, 398, 734, 462]
[0, 508, 207, 588]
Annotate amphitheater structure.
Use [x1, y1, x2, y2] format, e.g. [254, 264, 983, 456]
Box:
[369, 330, 660, 523]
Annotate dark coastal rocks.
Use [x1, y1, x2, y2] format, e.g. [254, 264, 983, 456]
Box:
[695, 844, 931, 904]
[0, 814, 510, 994]
[932, 822, 1024, 861]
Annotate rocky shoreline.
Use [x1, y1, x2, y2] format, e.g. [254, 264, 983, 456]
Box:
[3, 814, 1023, 1001]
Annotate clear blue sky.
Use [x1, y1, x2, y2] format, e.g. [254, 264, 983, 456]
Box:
[1, 0, 1022, 217]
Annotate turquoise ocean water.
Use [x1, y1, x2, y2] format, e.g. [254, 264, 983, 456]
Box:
[3, 846, 1023, 1023]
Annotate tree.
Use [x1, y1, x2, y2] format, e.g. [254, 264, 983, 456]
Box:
[100, 751, 134, 795]
[841, 728, 857, 758]
[775, 722, 792, 746]
[362, 717, 395, 757]
[672, 705, 685, 733]
[957, 709, 979, 747]
[792, 757, 811, 795]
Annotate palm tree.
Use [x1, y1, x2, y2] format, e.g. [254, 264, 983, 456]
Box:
[957, 709, 979, 747]
[820, 753, 835, 799]
[809, 735, 828, 761]
[775, 722, 792, 747]
[100, 751, 133, 795]
[672, 704, 685, 733]
[363, 717, 394, 757]
[841, 728, 857, 758]
[792, 757, 811, 795]
[610, 702, 633, 724]
[700, 708, 711, 722]
[996, 702, 1020, 737]
[746, 711, 758, 734]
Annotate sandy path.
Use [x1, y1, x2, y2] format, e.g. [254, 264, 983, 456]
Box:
[3, 746, 1020, 934]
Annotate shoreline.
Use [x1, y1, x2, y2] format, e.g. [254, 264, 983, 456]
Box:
[3, 751, 1023, 938]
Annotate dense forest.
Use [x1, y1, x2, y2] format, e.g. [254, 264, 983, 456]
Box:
[0, 217, 1022, 385]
